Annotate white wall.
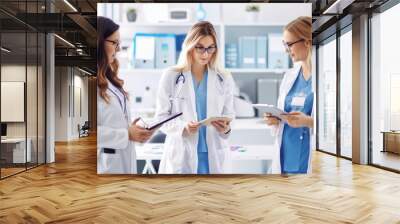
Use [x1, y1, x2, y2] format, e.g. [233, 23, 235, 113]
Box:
[54, 67, 89, 141]
[99, 3, 311, 119]
[100, 3, 311, 26]
[1, 65, 29, 138]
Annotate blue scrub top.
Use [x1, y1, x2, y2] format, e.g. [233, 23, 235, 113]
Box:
[280, 69, 314, 174]
[192, 70, 209, 174]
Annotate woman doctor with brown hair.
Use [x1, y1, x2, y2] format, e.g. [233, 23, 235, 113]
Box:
[97, 16, 155, 174]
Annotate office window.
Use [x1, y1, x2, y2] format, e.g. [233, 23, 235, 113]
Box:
[370, 3, 400, 171]
[339, 28, 352, 158]
[0, 0, 47, 179]
[317, 36, 337, 155]
[1, 32, 28, 178]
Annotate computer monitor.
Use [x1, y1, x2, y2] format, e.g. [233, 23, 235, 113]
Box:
[1, 123, 7, 137]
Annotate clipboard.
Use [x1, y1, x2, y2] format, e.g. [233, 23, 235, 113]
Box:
[252, 104, 288, 120]
[145, 112, 183, 130]
[198, 116, 232, 126]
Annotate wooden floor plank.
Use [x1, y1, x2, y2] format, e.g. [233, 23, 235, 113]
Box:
[0, 135, 399, 223]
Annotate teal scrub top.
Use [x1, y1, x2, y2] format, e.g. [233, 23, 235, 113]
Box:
[192, 71, 209, 174]
[280, 69, 314, 174]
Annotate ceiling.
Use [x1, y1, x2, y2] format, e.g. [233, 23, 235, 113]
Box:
[0, 0, 97, 73]
[0, 0, 394, 75]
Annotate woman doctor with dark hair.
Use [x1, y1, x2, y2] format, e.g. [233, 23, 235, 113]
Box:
[97, 16, 155, 174]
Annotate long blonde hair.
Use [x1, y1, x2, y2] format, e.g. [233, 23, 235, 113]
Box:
[172, 21, 226, 75]
[284, 16, 312, 68]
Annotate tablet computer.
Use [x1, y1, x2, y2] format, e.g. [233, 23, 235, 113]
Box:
[145, 112, 183, 130]
[252, 104, 288, 120]
[198, 116, 232, 126]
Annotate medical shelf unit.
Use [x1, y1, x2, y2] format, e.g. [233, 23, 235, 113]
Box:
[116, 21, 290, 119]
[117, 22, 289, 76]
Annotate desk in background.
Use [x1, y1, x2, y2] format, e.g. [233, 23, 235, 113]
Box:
[230, 118, 274, 145]
[136, 143, 274, 174]
[136, 143, 163, 174]
[382, 131, 400, 154]
[1, 138, 32, 165]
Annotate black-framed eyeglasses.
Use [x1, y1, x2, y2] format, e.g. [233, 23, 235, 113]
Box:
[194, 45, 217, 54]
[105, 39, 120, 49]
[282, 39, 305, 51]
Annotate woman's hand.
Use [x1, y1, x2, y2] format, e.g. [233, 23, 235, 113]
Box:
[183, 121, 200, 136]
[263, 113, 280, 127]
[211, 120, 230, 134]
[281, 111, 313, 128]
[128, 118, 155, 143]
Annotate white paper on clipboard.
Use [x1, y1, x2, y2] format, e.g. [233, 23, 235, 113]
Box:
[252, 104, 288, 120]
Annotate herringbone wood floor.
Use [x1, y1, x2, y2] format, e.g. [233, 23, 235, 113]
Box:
[1, 135, 400, 224]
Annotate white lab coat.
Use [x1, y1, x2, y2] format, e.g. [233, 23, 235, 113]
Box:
[97, 84, 136, 174]
[155, 67, 235, 174]
[270, 64, 316, 174]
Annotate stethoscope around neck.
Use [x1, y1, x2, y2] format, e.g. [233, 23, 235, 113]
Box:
[168, 71, 225, 114]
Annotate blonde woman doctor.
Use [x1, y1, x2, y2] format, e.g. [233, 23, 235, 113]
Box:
[264, 16, 316, 174]
[155, 21, 235, 174]
[97, 17, 155, 174]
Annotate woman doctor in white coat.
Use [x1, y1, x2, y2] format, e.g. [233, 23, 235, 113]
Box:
[155, 21, 235, 174]
[97, 17, 155, 174]
[264, 16, 316, 174]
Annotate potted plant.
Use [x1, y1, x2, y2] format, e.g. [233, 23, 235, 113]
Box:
[245, 4, 260, 22]
[126, 8, 137, 22]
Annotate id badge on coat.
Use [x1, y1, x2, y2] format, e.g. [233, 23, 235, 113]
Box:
[291, 96, 306, 107]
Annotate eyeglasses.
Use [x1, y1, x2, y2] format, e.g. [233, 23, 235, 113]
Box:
[282, 39, 305, 52]
[194, 45, 216, 54]
[105, 39, 120, 50]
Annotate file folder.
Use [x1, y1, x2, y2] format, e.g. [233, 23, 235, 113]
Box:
[268, 33, 289, 69]
[134, 34, 156, 69]
[238, 36, 257, 68]
[256, 36, 267, 68]
[155, 34, 176, 69]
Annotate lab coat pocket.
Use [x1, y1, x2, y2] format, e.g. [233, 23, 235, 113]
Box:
[166, 135, 187, 173]
[170, 97, 185, 114]
[218, 127, 229, 149]
[99, 151, 123, 174]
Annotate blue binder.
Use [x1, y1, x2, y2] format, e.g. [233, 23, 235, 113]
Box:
[155, 34, 176, 69]
[256, 36, 267, 68]
[268, 33, 289, 69]
[225, 43, 238, 68]
[175, 34, 186, 62]
[238, 36, 257, 68]
[133, 33, 156, 69]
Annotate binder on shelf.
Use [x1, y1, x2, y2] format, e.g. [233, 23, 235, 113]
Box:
[155, 34, 176, 69]
[175, 34, 186, 62]
[225, 43, 238, 68]
[133, 34, 156, 69]
[238, 36, 257, 68]
[256, 36, 267, 68]
[268, 33, 289, 69]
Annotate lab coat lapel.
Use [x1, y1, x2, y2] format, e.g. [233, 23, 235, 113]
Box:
[207, 67, 217, 117]
[279, 65, 301, 109]
[185, 70, 198, 121]
[106, 84, 127, 122]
